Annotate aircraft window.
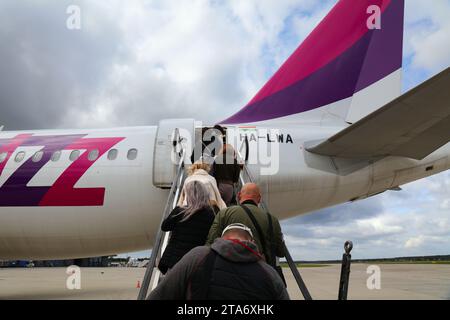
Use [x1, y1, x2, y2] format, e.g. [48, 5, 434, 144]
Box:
[69, 150, 81, 162]
[88, 149, 99, 161]
[15, 151, 26, 163]
[51, 151, 61, 162]
[0, 152, 7, 163]
[107, 149, 118, 160]
[127, 148, 138, 160]
[32, 151, 44, 163]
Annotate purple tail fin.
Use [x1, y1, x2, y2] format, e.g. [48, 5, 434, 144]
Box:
[222, 0, 404, 125]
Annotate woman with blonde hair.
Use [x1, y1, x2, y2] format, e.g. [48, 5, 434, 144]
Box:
[158, 181, 216, 274]
[177, 160, 226, 212]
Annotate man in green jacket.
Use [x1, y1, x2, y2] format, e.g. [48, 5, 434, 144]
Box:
[206, 183, 285, 267]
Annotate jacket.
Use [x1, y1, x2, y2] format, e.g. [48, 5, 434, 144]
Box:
[177, 169, 227, 210]
[211, 154, 241, 184]
[148, 238, 289, 300]
[158, 206, 215, 274]
[206, 200, 285, 264]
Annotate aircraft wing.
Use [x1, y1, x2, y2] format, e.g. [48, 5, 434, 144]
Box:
[307, 67, 450, 160]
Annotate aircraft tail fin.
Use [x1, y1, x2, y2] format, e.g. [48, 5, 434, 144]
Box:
[222, 0, 404, 125]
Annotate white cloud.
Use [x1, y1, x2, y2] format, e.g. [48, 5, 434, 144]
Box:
[56, 0, 331, 129]
[441, 199, 450, 210]
[404, 0, 450, 73]
[405, 235, 425, 248]
[305, 216, 405, 240]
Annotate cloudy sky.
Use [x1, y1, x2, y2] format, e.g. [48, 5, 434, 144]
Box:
[0, 0, 449, 260]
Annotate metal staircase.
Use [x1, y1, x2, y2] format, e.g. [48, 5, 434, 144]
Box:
[237, 158, 312, 300]
[138, 147, 313, 300]
[137, 149, 187, 300]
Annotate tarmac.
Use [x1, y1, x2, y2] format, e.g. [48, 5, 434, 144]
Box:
[0, 264, 449, 300]
[285, 263, 450, 300]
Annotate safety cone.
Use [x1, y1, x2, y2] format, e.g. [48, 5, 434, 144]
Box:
[136, 280, 141, 289]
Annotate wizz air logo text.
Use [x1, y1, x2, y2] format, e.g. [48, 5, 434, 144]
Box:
[0, 134, 124, 207]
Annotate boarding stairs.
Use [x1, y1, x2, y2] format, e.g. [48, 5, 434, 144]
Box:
[236, 154, 313, 300]
[137, 146, 313, 300]
[137, 148, 187, 300]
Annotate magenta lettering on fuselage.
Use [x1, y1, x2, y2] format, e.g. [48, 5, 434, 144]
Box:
[0, 134, 124, 207]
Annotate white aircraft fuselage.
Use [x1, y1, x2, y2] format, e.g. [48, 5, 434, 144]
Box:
[0, 124, 448, 259]
[1, 0, 449, 260]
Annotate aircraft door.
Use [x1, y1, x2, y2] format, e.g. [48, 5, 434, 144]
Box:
[153, 119, 195, 189]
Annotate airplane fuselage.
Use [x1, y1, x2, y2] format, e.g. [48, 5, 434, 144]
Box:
[0, 124, 449, 259]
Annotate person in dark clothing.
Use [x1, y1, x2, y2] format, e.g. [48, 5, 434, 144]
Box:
[148, 223, 289, 300]
[190, 126, 225, 164]
[211, 144, 242, 206]
[158, 181, 216, 274]
[213, 124, 226, 136]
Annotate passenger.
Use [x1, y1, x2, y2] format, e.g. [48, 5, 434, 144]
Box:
[178, 160, 227, 212]
[158, 181, 216, 274]
[206, 125, 226, 159]
[206, 183, 285, 281]
[212, 124, 226, 147]
[148, 223, 289, 300]
[190, 136, 215, 165]
[210, 144, 242, 206]
[190, 126, 225, 164]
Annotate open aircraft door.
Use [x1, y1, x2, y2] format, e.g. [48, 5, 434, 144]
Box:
[153, 119, 195, 189]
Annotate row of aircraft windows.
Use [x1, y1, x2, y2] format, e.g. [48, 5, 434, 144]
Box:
[0, 148, 138, 164]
